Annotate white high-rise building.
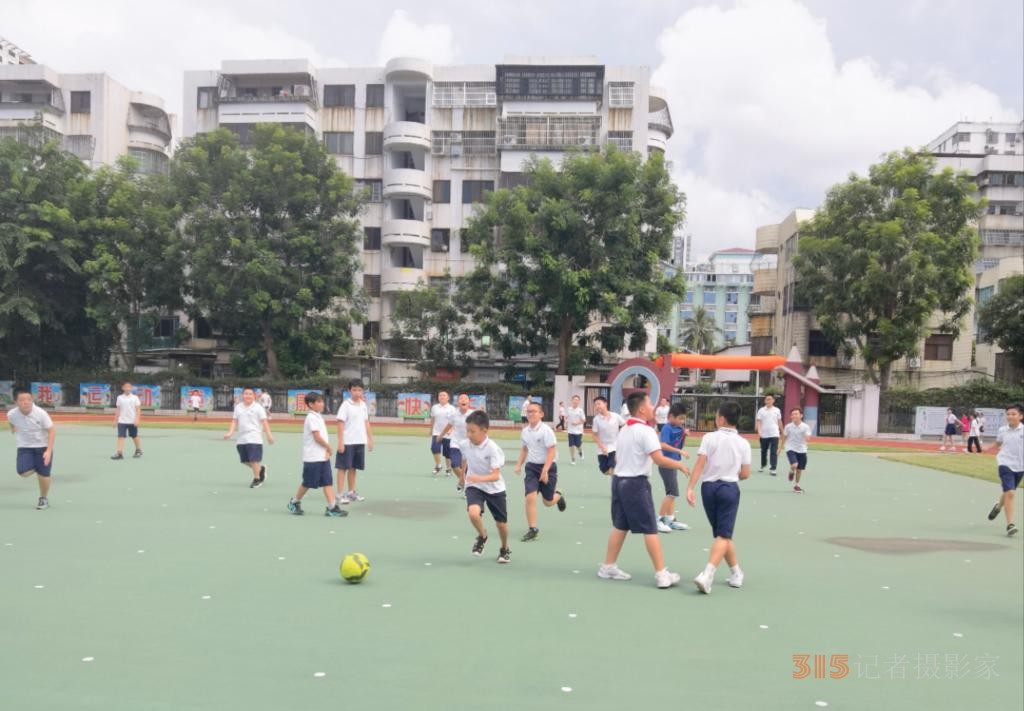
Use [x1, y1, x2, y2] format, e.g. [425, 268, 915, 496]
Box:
[0, 37, 34, 66]
[182, 57, 674, 352]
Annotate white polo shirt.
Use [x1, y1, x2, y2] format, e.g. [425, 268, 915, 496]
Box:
[697, 428, 751, 483]
[116, 393, 141, 424]
[449, 409, 470, 450]
[756, 406, 782, 438]
[336, 399, 369, 445]
[521, 421, 557, 464]
[996, 424, 1024, 471]
[783, 422, 812, 453]
[612, 419, 662, 478]
[462, 436, 506, 494]
[592, 412, 625, 452]
[431, 403, 456, 438]
[654, 405, 670, 425]
[233, 402, 267, 445]
[189, 394, 202, 409]
[566, 406, 585, 435]
[7, 405, 53, 448]
[302, 411, 329, 462]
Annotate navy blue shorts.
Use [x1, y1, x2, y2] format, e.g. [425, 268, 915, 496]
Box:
[524, 462, 558, 501]
[786, 451, 808, 470]
[568, 433, 583, 448]
[335, 444, 366, 471]
[657, 466, 680, 497]
[236, 443, 263, 464]
[598, 451, 616, 474]
[998, 465, 1024, 492]
[301, 461, 333, 489]
[16, 447, 52, 477]
[117, 423, 139, 438]
[430, 437, 452, 458]
[449, 447, 463, 468]
[944, 424, 957, 436]
[610, 476, 657, 534]
[466, 487, 508, 523]
[702, 480, 740, 539]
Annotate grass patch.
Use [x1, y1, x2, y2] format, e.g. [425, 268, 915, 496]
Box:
[878, 451, 1002, 484]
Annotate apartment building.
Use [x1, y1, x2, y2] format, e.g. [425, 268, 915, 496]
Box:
[663, 248, 755, 350]
[0, 37, 34, 66]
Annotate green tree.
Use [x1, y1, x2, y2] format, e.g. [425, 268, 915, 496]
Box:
[171, 126, 365, 378]
[0, 133, 109, 373]
[680, 305, 721, 354]
[81, 156, 184, 372]
[977, 274, 1024, 369]
[460, 148, 685, 374]
[390, 277, 476, 375]
[794, 149, 981, 390]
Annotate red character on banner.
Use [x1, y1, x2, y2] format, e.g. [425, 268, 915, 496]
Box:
[36, 385, 54, 405]
[296, 393, 307, 413]
[135, 388, 152, 408]
[84, 385, 105, 406]
[403, 397, 423, 416]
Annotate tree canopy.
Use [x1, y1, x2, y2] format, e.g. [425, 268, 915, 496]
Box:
[977, 273, 1024, 369]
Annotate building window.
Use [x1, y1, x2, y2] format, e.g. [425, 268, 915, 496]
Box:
[430, 229, 451, 253]
[462, 180, 494, 204]
[363, 227, 382, 250]
[953, 132, 970, 143]
[128, 148, 168, 175]
[808, 330, 838, 357]
[391, 246, 423, 269]
[725, 311, 738, 324]
[366, 84, 385, 108]
[607, 130, 633, 152]
[924, 334, 954, 361]
[193, 317, 213, 339]
[355, 180, 382, 203]
[985, 129, 999, 143]
[683, 292, 694, 304]
[365, 132, 383, 155]
[702, 289, 716, 304]
[363, 274, 381, 297]
[607, 82, 635, 107]
[459, 230, 470, 253]
[725, 291, 739, 304]
[362, 321, 380, 342]
[70, 91, 91, 113]
[433, 180, 451, 203]
[153, 316, 178, 338]
[324, 132, 354, 155]
[197, 87, 216, 109]
[323, 85, 355, 107]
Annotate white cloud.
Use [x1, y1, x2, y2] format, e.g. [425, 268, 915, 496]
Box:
[653, 0, 1020, 256]
[375, 10, 459, 66]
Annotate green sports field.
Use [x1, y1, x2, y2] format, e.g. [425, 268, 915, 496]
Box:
[1, 425, 1021, 711]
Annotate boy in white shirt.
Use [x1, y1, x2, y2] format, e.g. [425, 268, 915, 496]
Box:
[590, 396, 624, 476]
[514, 401, 567, 542]
[111, 381, 143, 460]
[223, 386, 273, 488]
[445, 394, 472, 495]
[288, 392, 347, 517]
[258, 390, 273, 418]
[335, 380, 374, 504]
[780, 407, 812, 494]
[755, 394, 782, 475]
[986, 403, 1023, 537]
[462, 410, 511, 563]
[429, 391, 457, 476]
[686, 401, 751, 594]
[7, 389, 56, 510]
[597, 392, 687, 589]
[189, 392, 204, 421]
[566, 394, 586, 464]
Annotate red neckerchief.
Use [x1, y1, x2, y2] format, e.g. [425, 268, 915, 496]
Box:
[625, 418, 648, 426]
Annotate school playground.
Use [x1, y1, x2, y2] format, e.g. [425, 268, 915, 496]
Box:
[0, 423, 1020, 711]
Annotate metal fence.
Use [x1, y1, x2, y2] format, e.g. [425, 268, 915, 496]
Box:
[671, 394, 785, 434]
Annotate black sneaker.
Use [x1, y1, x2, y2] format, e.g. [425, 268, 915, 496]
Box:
[1008, 524, 1019, 537]
[250, 478, 262, 489]
[287, 500, 304, 515]
[258, 465, 266, 483]
[110, 453, 124, 460]
[497, 547, 511, 564]
[521, 528, 539, 542]
[988, 503, 1002, 521]
[556, 491, 567, 512]
[133, 450, 143, 459]
[472, 535, 487, 556]
[325, 505, 349, 517]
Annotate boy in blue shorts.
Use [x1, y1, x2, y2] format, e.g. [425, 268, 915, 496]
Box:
[7, 389, 56, 510]
[986, 403, 1023, 537]
[334, 379, 373, 504]
[780, 407, 812, 493]
[566, 394, 585, 464]
[288, 392, 347, 517]
[462, 410, 511, 563]
[223, 386, 273, 488]
[514, 401, 567, 542]
[656, 402, 690, 532]
[446, 394, 472, 495]
[429, 390, 456, 476]
[590, 396, 624, 476]
[686, 401, 751, 594]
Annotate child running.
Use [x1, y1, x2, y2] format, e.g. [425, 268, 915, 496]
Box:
[288, 392, 347, 517]
[566, 394, 585, 464]
[986, 403, 1023, 537]
[223, 386, 273, 488]
[334, 380, 373, 504]
[514, 401, 567, 542]
[447, 394, 472, 496]
[686, 401, 751, 594]
[597, 392, 686, 589]
[7, 389, 56, 510]
[258, 389, 273, 419]
[590, 396, 624, 476]
[967, 412, 982, 453]
[780, 407, 812, 493]
[429, 391, 457, 476]
[111, 381, 142, 460]
[656, 402, 690, 531]
[462, 410, 511, 563]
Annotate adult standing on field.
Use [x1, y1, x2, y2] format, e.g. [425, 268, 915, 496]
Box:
[755, 394, 782, 476]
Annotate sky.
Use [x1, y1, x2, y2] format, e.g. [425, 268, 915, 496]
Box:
[3, 0, 1021, 257]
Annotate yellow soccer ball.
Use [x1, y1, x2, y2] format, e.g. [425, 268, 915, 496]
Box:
[340, 553, 370, 583]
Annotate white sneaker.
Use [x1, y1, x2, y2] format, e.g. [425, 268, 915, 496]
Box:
[727, 569, 744, 588]
[668, 519, 689, 530]
[939, 446, 946, 451]
[597, 564, 632, 581]
[657, 518, 673, 533]
[570, 459, 577, 466]
[693, 570, 713, 594]
[336, 492, 351, 505]
[655, 569, 681, 589]
[349, 490, 365, 502]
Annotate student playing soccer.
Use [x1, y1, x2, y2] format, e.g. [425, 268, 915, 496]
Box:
[566, 394, 586, 464]
[514, 401, 567, 542]
[755, 394, 782, 475]
[446, 394, 472, 495]
[686, 401, 751, 594]
[111, 381, 142, 460]
[462, 410, 511, 563]
[7, 389, 56, 510]
[656, 402, 690, 531]
[780, 407, 812, 493]
[597, 392, 687, 589]
[223, 386, 273, 488]
[591, 396, 624, 476]
[334, 380, 374, 504]
[986, 403, 1023, 537]
[429, 390, 457, 476]
[288, 392, 346, 517]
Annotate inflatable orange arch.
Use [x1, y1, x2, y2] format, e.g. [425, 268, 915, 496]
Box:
[653, 353, 787, 370]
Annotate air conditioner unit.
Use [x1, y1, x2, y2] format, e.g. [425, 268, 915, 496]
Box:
[292, 84, 312, 97]
[907, 356, 922, 369]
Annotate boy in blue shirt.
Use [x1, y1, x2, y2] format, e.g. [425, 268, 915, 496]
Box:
[657, 402, 690, 532]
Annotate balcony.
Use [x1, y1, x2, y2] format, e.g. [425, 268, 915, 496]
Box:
[382, 219, 431, 249]
[432, 82, 496, 108]
[381, 263, 425, 293]
[128, 104, 172, 141]
[383, 121, 431, 152]
[752, 268, 777, 295]
[748, 296, 776, 315]
[497, 115, 601, 151]
[755, 224, 780, 253]
[385, 57, 433, 81]
[382, 167, 432, 200]
[0, 87, 64, 115]
[647, 107, 673, 137]
[216, 72, 319, 109]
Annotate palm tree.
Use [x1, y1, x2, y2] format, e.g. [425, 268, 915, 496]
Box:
[681, 306, 722, 383]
